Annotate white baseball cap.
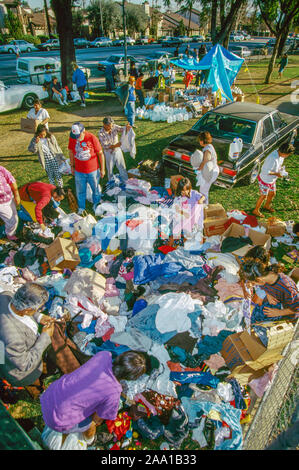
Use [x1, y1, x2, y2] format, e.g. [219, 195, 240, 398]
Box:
[70, 122, 85, 139]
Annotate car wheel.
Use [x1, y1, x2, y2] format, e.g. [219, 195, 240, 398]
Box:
[241, 161, 261, 186]
[8, 48, 14, 54]
[22, 93, 38, 110]
[46, 46, 51, 51]
[27, 47, 32, 52]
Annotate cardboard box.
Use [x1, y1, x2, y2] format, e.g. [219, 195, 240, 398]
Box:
[259, 218, 286, 237]
[158, 92, 169, 103]
[45, 237, 81, 271]
[228, 365, 266, 386]
[204, 216, 229, 237]
[203, 203, 228, 236]
[204, 203, 226, 219]
[221, 328, 292, 373]
[221, 222, 271, 256]
[289, 267, 299, 283]
[20, 118, 42, 133]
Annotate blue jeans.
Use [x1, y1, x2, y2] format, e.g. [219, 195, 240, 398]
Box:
[53, 88, 67, 105]
[125, 101, 136, 126]
[75, 169, 101, 210]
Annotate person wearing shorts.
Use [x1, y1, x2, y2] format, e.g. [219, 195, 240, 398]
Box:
[253, 142, 294, 217]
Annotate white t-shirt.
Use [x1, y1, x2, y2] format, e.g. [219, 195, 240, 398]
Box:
[27, 108, 50, 129]
[202, 144, 219, 182]
[260, 150, 284, 184]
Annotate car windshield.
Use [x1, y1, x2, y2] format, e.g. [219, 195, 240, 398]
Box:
[193, 113, 257, 144]
[107, 56, 121, 63]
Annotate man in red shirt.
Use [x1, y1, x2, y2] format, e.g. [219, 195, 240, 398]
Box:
[19, 182, 65, 231]
[68, 122, 105, 214]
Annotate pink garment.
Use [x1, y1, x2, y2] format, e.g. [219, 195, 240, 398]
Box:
[204, 354, 226, 370]
[104, 277, 120, 297]
[122, 271, 134, 281]
[95, 319, 113, 338]
[249, 365, 278, 397]
[215, 278, 244, 301]
[134, 393, 157, 416]
[21, 267, 37, 281]
[4, 250, 17, 265]
[95, 254, 115, 274]
[0, 165, 15, 204]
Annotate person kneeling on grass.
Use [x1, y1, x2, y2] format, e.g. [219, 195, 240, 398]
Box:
[40, 351, 158, 447]
[253, 142, 295, 218]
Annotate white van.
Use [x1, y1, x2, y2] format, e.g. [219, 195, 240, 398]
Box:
[16, 57, 91, 85]
[16, 57, 61, 85]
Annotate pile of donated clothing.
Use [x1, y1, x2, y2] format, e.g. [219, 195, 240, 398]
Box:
[0, 174, 298, 451]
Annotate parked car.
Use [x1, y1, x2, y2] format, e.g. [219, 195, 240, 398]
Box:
[0, 82, 48, 112]
[162, 102, 298, 188]
[177, 36, 192, 43]
[242, 32, 251, 40]
[74, 38, 91, 48]
[37, 39, 60, 51]
[191, 35, 205, 42]
[0, 40, 38, 54]
[145, 51, 174, 68]
[136, 36, 150, 45]
[90, 37, 112, 47]
[229, 45, 251, 58]
[98, 54, 145, 73]
[112, 37, 135, 46]
[161, 37, 183, 47]
[230, 33, 244, 42]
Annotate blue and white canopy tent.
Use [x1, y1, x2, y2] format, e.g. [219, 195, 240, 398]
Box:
[171, 44, 244, 102]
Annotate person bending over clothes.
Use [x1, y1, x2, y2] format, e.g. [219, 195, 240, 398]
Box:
[0, 165, 20, 241]
[19, 182, 65, 232]
[72, 63, 87, 107]
[28, 124, 64, 188]
[40, 351, 157, 446]
[240, 246, 299, 319]
[0, 283, 55, 387]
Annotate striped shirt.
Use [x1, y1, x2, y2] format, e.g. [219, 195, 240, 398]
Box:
[262, 273, 299, 316]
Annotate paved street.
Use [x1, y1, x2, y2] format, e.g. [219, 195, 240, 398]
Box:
[0, 38, 269, 84]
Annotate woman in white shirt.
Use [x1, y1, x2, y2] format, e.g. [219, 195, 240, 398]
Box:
[27, 99, 50, 130]
[194, 131, 219, 204]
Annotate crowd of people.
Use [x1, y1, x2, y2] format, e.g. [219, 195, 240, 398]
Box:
[0, 50, 298, 450]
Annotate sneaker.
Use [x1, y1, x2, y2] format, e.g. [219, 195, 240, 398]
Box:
[80, 103, 86, 107]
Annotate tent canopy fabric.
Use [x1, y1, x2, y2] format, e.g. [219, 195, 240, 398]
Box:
[171, 44, 244, 101]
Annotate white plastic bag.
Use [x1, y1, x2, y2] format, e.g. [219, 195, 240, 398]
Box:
[59, 159, 72, 175]
[74, 214, 97, 238]
[61, 433, 87, 450]
[42, 426, 63, 450]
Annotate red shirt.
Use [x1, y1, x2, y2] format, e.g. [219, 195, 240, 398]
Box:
[68, 132, 102, 174]
[19, 182, 56, 225]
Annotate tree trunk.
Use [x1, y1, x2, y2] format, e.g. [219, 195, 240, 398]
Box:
[44, 0, 52, 37]
[211, 0, 218, 45]
[214, 0, 246, 45]
[265, 33, 282, 84]
[277, 27, 289, 57]
[188, 5, 192, 37]
[51, 0, 76, 89]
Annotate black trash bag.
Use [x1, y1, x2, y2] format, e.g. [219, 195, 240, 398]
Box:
[163, 404, 189, 447]
[133, 415, 165, 439]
